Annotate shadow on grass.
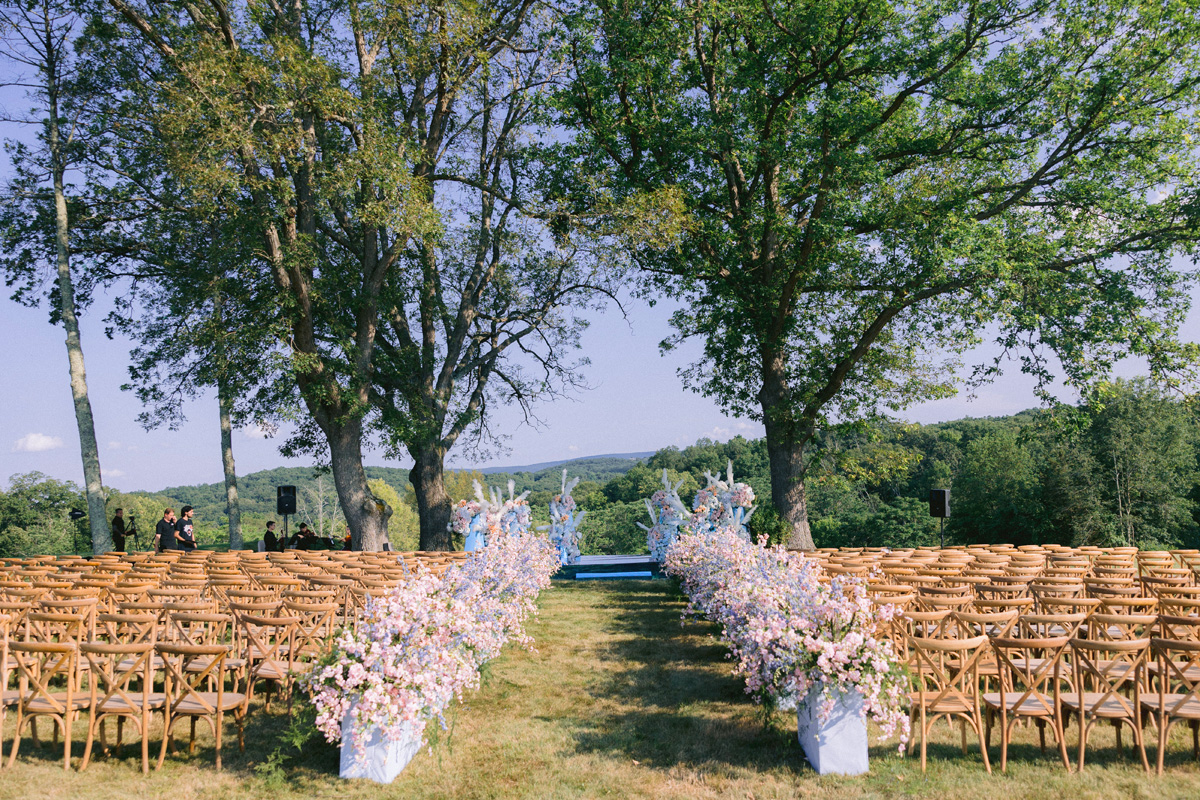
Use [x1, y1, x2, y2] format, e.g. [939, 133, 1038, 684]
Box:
[3, 697, 340, 784]
[560, 579, 812, 774]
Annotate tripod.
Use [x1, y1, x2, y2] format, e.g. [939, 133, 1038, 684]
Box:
[125, 517, 142, 551]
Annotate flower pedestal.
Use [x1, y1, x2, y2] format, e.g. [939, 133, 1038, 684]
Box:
[339, 703, 424, 784]
[796, 685, 869, 776]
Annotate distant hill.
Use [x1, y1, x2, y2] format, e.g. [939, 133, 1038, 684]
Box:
[474, 451, 654, 475]
[126, 453, 650, 528]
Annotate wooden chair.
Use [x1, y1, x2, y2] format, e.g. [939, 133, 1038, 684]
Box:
[1063, 637, 1151, 772]
[237, 614, 299, 712]
[907, 633, 992, 773]
[79, 641, 165, 774]
[1143, 637, 1200, 774]
[282, 600, 338, 668]
[984, 622, 1073, 771]
[156, 643, 246, 769]
[6, 641, 83, 771]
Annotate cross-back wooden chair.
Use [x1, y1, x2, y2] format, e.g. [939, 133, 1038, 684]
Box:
[155, 643, 246, 770]
[1064, 637, 1151, 772]
[6, 641, 82, 771]
[0, 614, 9, 770]
[281, 600, 338, 670]
[1144, 637, 1200, 774]
[79, 641, 164, 774]
[986, 624, 1073, 772]
[907, 633, 992, 773]
[237, 614, 299, 712]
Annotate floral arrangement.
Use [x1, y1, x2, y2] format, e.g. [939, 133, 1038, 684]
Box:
[541, 470, 586, 565]
[662, 529, 910, 748]
[639, 462, 757, 561]
[305, 530, 559, 762]
[637, 471, 688, 562]
[450, 480, 533, 550]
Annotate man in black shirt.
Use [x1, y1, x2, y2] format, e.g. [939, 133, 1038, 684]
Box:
[264, 520, 279, 552]
[155, 509, 176, 553]
[111, 508, 127, 552]
[295, 522, 313, 551]
[176, 506, 197, 551]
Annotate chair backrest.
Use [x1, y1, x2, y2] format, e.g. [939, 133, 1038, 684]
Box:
[167, 611, 232, 647]
[97, 612, 159, 646]
[156, 643, 231, 717]
[282, 600, 338, 661]
[1150, 637, 1200, 717]
[9, 640, 78, 715]
[25, 611, 90, 644]
[908, 633, 990, 710]
[989, 630, 1073, 715]
[1070, 637, 1150, 715]
[952, 609, 1019, 639]
[80, 641, 157, 713]
[1087, 612, 1157, 642]
[237, 613, 299, 677]
[1158, 614, 1200, 642]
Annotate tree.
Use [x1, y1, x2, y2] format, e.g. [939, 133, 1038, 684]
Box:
[101, 0, 617, 551]
[0, 0, 114, 553]
[1086, 380, 1198, 547]
[555, 0, 1200, 548]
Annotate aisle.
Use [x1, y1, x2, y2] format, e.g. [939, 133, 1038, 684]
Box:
[379, 578, 804, 799]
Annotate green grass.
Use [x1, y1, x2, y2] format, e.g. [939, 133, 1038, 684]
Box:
[2, 580, 1199, 798]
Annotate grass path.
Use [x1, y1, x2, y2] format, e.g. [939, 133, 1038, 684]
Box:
[1, 579, 1198, 798]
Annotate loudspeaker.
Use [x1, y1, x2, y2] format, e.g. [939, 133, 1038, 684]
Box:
[929, 489, 950, 518]
[277, 485, 297, 515]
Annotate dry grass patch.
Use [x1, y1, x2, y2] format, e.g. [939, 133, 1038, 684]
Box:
[1, 579, 1198, 799]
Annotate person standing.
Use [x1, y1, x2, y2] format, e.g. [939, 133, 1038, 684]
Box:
[175, 506, 197, 552]
[155, 508, 175, 553]
[110, 507, 127, 552]
[264, 520, 279, 552]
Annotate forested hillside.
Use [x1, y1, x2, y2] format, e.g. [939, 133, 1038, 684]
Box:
[3, 379, 1197, 556]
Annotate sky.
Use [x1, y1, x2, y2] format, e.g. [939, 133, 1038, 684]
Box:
[5, 276, 1194, 494]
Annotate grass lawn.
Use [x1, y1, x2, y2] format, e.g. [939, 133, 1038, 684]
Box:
[2, 579, 1198, 799]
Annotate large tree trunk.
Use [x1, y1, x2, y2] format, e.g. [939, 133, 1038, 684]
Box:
[411, 447, 453, 551]
[218, 380, 242, 550]
[51, 102, 109, 555]
[760, 351, 815, 550]
[329, 423, 389, 550]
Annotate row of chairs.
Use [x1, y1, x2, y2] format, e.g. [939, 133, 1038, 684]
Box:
[0, 548, 472, 773]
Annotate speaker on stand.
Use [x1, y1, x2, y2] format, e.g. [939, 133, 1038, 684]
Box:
[929, 489, 950, 549]
[277, 486, 297, 547]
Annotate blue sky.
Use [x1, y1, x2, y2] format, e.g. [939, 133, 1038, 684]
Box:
[7, 277, 1190, 493]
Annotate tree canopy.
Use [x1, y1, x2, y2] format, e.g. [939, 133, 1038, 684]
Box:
[553, 0, 1200, 547]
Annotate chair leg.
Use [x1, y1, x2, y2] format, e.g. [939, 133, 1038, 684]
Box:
[1134, 718, 1150, 773]
[155, 716, 171, 771]
[1038, 719, 1046, 753]
[80, 713, 97, 771]
[1078, 715, 1089, 772]
[215, 711, 223, 770]
[920, 706, 928, 772]
[1157, 716, 1169, 776]
[1054, 713, 1070, 771]
[977, 715, 991, 775]
[6, 712, 22, 768]
[63, 712, 71, 772]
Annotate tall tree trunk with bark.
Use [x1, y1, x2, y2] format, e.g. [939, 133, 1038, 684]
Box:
[218, 380, 242, 550]
[410, 447, 452, 551]
[760, 350, 816, 550]
[48, 62, 109, 555]
[328, 423, 389, 551]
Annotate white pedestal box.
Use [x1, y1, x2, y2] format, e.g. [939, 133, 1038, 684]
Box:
[796, 684, 869, 776]
[339, 702, 425, 784]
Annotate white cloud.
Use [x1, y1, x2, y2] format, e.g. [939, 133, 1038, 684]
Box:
[243, 424, 271, 440]
[106, 468, 126, 479]
[13, 433, 65, 453]
[567, 445, 580, 453]
[107, 441, 123, 450]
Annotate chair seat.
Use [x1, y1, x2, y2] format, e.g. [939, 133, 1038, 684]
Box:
[26, 693, 89, 712]
[173, 692, 246, 714]
[116, 656, 165, 671]
[251, 660, 291, 680]
[1062, 693, 1138, 718]
[1146, 662, 1200, 681]
[1140, 695, 1200, 720]
[982, 692, 1056, 716]
[2, 689, 21, 707]
[908, 691, 975, 714]
[95, 692, 168, 713]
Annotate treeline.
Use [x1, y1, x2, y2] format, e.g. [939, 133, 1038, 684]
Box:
[5, 380, 1198, 557]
